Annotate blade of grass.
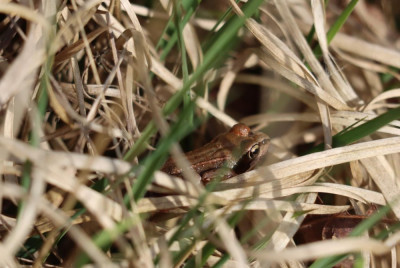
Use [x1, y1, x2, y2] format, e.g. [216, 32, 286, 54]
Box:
[17, 33, 54, 253]
[18, 161, 32, 218]
[306, 0, 329, 44]
[307, 106, 400, 153]
[156, 0, 201, 60]
[128, 102, 197, 203]
[313, 0, 358, 57]
[173, 0, 192, 125]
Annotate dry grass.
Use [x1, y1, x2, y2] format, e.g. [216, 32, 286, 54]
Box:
[0, 0, 400, 267]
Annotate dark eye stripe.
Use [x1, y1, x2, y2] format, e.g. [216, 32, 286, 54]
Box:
[233, 143, 260, 174]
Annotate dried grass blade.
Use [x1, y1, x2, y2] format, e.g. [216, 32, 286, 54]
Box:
[251, 237, 390, 263]
[332, 33, 400, 69]
[263, 194, 318, 252]
[54, 26, 107, 63]
[0, 28, 44, 106]
[361, 157, 400, 218]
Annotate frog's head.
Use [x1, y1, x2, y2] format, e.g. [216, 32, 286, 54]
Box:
[226, 123, 270, 174]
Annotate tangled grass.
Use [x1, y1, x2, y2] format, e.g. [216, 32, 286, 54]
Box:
[0, 0, 400, 267]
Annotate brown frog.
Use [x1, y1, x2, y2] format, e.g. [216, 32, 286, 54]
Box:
[161, 123, 270, 184]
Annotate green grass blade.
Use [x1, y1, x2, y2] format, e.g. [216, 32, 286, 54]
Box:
[313, 0, 358, 57]
[308, 106, 400, 153]
[129, 102, 197, 203]
[157, 0, 201, 60]
[173, 0, 192, 125]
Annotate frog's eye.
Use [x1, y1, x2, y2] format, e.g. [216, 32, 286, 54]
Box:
[249, 144, 260, 159]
